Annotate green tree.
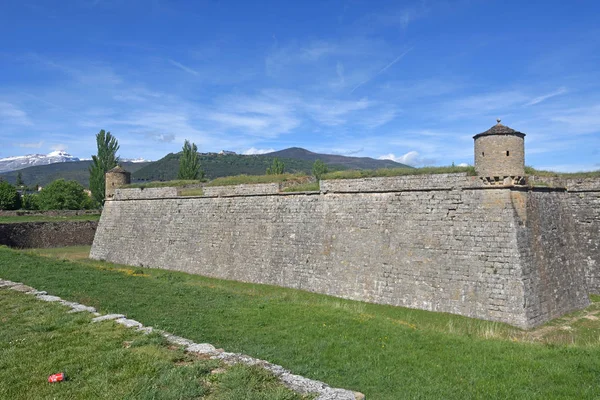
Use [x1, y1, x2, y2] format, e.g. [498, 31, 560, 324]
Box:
[16, 172, 24, 187]
[21, 193, 39, 210]
[37, 179, 92, 210]
[89, 129, 119, 205]
[177, 140, 203, 180]
[266, 158, 284, 175]
[0, 181, 20, 210]
[312, 160, 328, 180]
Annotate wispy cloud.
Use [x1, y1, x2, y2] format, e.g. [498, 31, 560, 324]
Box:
[351, 47, 413, 93]
[525, 87, 568, 106]
[145, 132, 176, 143]
[329, 147, 364, 156]
[168, 59, 199, 75]
[360, 108, 399, 129]
[14, 141, 43, 149]
[549, 104, 600, 134]
[306, 98, 371, 126]
[0, 102, 32, 126]
[379, 151, 436, 167]
[50, 144, 68, 151]
[243, 147, 275, 155]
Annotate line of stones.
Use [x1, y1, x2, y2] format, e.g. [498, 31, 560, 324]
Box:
[0, 278, 364, 400]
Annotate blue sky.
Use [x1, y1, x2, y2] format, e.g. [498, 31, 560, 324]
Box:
[1, 0, 599, 171]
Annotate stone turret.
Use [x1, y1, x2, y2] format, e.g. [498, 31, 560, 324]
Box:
[473, 120, 526, 185]
[105, 165, 131, 200]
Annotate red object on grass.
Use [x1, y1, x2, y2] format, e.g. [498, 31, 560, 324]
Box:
[48, 372, 65, 383]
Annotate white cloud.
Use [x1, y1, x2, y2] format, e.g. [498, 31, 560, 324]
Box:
[50, 144, 68, 151]
[243, 147, 276, 155]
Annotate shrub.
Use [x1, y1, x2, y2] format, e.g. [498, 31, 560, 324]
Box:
[0, 181, 20, 210]
[37, 179, 93, 210]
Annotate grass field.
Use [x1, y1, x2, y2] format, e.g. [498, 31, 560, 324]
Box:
[0, 288, 306, 399]
[0, 214, 101, 224]
[3, 246, 600, 399]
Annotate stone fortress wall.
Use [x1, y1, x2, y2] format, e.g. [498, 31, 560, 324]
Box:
[90, 173, 600, 329]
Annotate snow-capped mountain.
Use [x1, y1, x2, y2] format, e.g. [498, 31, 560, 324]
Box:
[121, 157, 150, 163]
[0, 151, 80, 173]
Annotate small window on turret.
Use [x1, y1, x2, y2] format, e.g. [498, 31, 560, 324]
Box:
[482, 152, 484, 157]
[506, 151, 510, 156]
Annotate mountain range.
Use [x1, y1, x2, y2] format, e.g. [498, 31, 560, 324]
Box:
[0, 148, 410, 187]
[0, 151, 149, 174]
[0, 151, 80, 174]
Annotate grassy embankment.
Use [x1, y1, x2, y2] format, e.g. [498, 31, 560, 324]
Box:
[524, 166, 600, 178]
[117, 167, 478, 196]
[0, 214, 101, 224]
[321, 165, 477, 180]
[0, 288, 307, 400]
[3, 246, 600, 399]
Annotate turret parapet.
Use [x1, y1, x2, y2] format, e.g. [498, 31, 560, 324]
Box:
[473, 120, 526, 186]
[105, 165, 131, 199]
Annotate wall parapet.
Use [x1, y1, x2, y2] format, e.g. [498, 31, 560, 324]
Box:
[320, 173, 478, 193]
[113, 187, 179, 200]
[203, 183, 280, 197]
[528, 176, 600, 192]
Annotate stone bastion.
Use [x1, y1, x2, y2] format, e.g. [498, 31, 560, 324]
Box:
[90, 172, 600, 329]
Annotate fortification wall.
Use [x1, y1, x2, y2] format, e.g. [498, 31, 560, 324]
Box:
[0, 221, 97, 248]
[516, 190, 591, 325]
[91, 175, 593, 328]
[527, 177, 600, 293]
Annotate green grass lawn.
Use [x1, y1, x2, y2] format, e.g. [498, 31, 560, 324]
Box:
[0, 288, 307, 400]
[2, 246, 600, 399]
[0, 214, 100, 224]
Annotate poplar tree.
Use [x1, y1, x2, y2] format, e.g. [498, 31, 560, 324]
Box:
[177, 140, 202, 180]
[89, 129, 119, 205]
[312, 160, 328, 180]
[16, 172, 24, 187]
[266, 157, 284, 175]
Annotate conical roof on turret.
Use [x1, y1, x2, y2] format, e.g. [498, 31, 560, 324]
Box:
[473, 119, 525, 139]
[107, 165, 129, 174]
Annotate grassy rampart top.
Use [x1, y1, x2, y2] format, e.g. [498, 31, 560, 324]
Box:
[525, 166, 600, 178]
[117, 166, 600, 192]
